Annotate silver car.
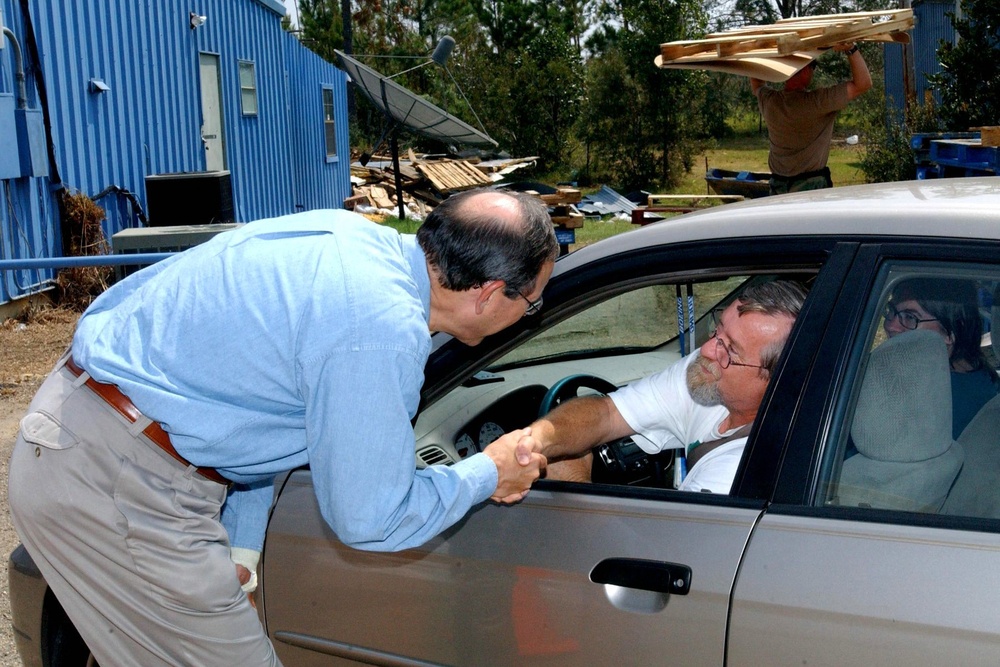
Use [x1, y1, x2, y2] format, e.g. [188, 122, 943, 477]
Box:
[12, 178, 1000, 666]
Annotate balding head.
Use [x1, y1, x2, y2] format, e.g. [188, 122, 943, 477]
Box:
[418, 187, 558, 298]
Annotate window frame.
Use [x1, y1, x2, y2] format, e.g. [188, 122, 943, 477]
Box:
[322, 86, 337, 162]
[766, 239, 1000, 535]
[421, 236, 838, 506]
[813, 260, 1000, 514]
[238, 60, 258, 117]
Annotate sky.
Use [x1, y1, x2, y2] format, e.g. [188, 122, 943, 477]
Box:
[280, 0, 300, 27]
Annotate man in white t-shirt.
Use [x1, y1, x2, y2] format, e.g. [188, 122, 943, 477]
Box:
[526, 280, 807, 494]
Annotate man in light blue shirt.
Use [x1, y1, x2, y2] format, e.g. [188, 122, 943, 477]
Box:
[9, 188, 557, 666]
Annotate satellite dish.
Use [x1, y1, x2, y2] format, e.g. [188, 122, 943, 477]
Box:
[335, 49, 497, 149]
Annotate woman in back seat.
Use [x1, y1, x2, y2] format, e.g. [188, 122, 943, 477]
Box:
[883, 277, 1000, 439]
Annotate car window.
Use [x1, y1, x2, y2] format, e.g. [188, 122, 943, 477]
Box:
[492, 277, 747, 368]
[817, 262, 1000, 518]
[417, 271, 817, 495]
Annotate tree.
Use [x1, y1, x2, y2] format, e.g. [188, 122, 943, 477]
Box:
[928, 0, 1000, 130]
[297, 0, 345, 63]
[579, 0, 709, 190]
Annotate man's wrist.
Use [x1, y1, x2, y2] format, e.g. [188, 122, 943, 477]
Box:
[847, 44, 859, 56]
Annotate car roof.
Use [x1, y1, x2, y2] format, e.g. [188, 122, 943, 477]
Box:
[558, 177, 1000, 273]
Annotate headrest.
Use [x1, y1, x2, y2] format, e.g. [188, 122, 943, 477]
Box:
[851, 329, 953, 462]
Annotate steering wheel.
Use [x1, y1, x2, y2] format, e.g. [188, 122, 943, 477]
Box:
[538, 374, 673, 487]
[538, 374, 619, 418]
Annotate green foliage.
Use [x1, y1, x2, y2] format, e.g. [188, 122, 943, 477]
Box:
[927, 0, 1000, 130]
[448, 26, 583, 168]
[297, 0, 345, 63]
[293, 0, 898, 193]
[577, 0, 709, 191]
[856, 86, 918, 184]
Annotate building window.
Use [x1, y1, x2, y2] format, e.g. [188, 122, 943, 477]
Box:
[323, 87, 337, 159]
[239, 61, 258, 116]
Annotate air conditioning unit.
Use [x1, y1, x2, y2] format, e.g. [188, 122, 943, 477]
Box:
[144, 170, 234, 226]
[111, 223, 242, 278]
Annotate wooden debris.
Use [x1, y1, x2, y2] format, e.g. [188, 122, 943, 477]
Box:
[538, 187, 582, 206]
[549, 205, 585, 228]
[346, 152, 585, 236]
[657, 9, 913, 82]
[368, 185, 395, 209]
[416, 159, 493, 194]
[343, 192, 372, 210]
[633, 194, 745, 225]
[979, 127, 1000, 148]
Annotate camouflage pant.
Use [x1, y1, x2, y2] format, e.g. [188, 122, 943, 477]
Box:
[769, 170, 833, 195]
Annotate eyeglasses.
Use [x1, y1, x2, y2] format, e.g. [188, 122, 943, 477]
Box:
[709, 331, 768, 370]
[883, 303, 938, 331]
[518, 291, 543, 316]
[709, 311, 767, 371]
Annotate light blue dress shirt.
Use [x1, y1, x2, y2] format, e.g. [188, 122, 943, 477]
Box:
[73, 210, 497, 553]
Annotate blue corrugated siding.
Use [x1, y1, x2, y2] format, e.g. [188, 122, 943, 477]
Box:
[285, 33, 352, 211]
[0, 0, 58, 304]
[885, 0, 958, 117]
[0, 0, 349, 305]
[913, 0, 955, 102]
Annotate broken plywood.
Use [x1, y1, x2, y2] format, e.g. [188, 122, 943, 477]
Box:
[416, 160, 493, 194]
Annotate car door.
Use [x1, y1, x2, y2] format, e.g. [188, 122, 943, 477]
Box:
[260, 238, 844, 666]
[729, 242, 1000, 665]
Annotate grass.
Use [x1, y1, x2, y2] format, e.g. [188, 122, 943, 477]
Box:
[669, 135, 866, 195]
[377, 136, 868, 251]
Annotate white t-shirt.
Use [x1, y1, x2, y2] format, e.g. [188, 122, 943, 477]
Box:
[610, 351, 748, 494]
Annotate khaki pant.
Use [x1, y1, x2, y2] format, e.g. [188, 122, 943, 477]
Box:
[8, 359, 281, 666]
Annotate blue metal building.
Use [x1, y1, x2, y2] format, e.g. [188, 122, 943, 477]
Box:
[0, 0, 351, 307]
[884, 0, 958, 115]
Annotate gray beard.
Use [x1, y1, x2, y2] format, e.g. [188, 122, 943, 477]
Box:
[686, 357, 723, 407]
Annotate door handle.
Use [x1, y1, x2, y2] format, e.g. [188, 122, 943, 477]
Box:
[590, 558, 691, 595]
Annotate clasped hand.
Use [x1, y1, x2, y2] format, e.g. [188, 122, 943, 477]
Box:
[483, 427, 546, 503]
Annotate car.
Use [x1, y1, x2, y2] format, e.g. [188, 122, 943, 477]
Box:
[11, 177, 1000, 666]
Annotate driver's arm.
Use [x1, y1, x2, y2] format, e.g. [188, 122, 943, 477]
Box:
[529, 395, 635, 460]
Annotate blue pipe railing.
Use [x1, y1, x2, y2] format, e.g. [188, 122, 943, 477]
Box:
[0, 253, 175, 271]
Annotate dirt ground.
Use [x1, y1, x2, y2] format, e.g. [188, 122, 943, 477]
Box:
[0, 308, 80, 666]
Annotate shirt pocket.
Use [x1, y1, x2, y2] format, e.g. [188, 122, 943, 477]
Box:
[20, 410, 80, 450]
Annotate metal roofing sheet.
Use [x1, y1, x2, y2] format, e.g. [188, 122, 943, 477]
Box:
[578, 185, 637, 216]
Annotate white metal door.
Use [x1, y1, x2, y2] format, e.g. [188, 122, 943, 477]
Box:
[199, 53, 226, 171]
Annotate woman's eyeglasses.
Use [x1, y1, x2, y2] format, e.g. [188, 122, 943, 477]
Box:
[883, 303, 938, 330]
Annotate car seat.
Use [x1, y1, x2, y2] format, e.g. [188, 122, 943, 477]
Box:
[838, 329, 964, 513]
[942, 293, 1000, 517]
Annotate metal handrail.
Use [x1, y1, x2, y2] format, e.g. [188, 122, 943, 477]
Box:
[0, 253, 175, 271]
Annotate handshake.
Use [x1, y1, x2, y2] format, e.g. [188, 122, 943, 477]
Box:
[482, 427, 546, 503]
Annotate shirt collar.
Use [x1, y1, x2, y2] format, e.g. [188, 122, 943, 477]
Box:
[402, 234, 431, 324]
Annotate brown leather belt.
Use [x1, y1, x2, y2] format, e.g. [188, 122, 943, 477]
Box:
[65, 357, 230, 485]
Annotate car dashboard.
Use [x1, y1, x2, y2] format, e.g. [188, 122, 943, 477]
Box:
[413, 348, 682, 471]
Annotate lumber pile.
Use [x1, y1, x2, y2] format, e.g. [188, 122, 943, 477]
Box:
[347, 151, 539, 218]
[656, 9, 913, 82]
[344, 152, 585, 235]
[414, 158, 493, 193]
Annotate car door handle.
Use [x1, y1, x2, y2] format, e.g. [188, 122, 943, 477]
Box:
[590, 558, 692, 595]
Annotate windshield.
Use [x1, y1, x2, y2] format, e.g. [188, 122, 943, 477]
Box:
[491, 277, 749, 369]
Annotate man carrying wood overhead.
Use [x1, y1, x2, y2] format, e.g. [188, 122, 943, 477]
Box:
[751, 42, 871, 195]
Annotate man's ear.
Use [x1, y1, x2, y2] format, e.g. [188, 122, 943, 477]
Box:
[475, 280, 508, 314]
